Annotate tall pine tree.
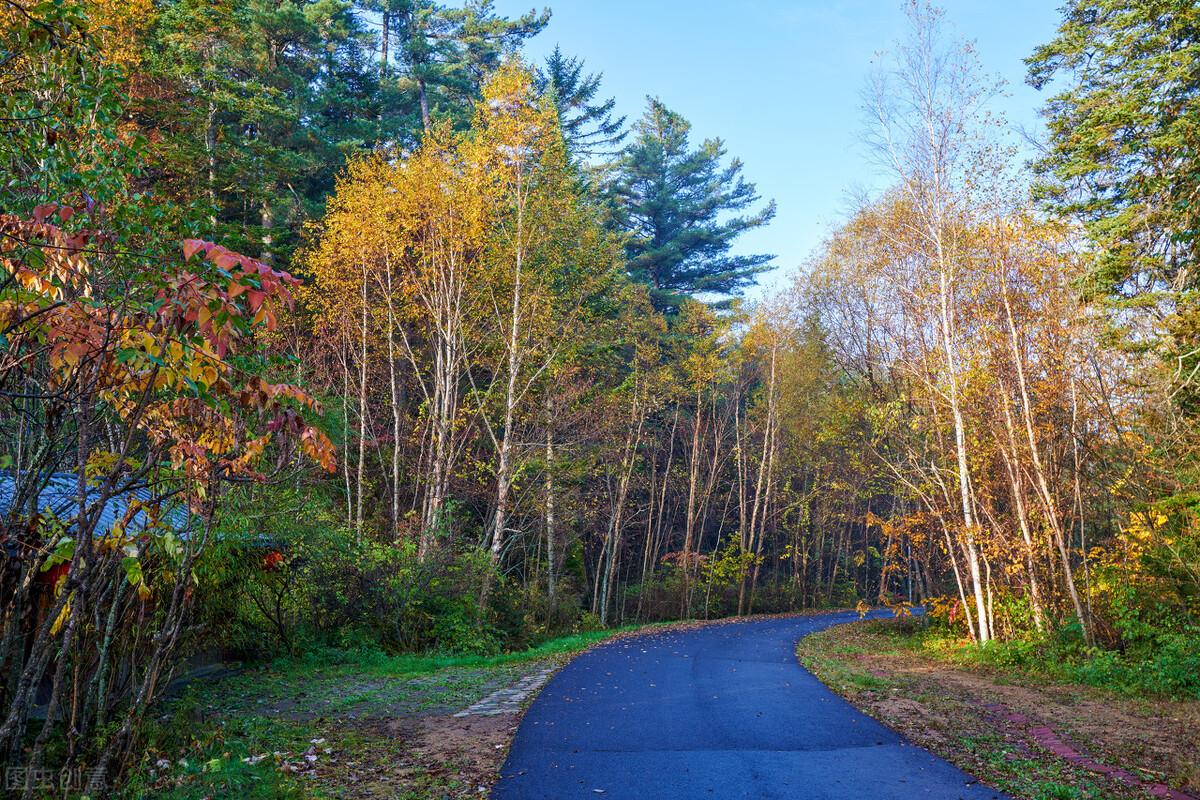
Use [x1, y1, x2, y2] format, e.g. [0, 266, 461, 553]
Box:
[1029, 1, 1200, 413]
[377, 0, 549, 131]
[536, 45, 625, 160]
[607, 98, 775, 314]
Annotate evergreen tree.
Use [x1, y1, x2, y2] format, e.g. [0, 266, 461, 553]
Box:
[122, 0, 381, 262]
[606, 98, 775, 314]
[1029, 1, 1200, 411]
[1028, 0, 1200, 301]
[537, 45, 625, 160]
[380, 0, 550, 131]
[90, 0, 548, 267]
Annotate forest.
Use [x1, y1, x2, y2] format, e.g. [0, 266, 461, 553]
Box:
[1, 0, 1198, 795]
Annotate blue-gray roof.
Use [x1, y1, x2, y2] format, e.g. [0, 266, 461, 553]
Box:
[0, 472, 189, 541]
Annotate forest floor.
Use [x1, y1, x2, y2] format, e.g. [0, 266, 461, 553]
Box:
[796, 618, 1200, 800]
[124, 632, 619, 800]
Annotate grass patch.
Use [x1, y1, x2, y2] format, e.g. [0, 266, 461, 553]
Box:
[957, 733, 1109, 800]
[281, 626, 630, 678]
[120, 623, 669, 799]
[795, 629, 896, 694]
[124, 712, 324, 800]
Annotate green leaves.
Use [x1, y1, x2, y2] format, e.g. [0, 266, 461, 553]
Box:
[122, 556, 152, 600]
[42, 538, 76, 572]
[1029, 0, 1200, 301]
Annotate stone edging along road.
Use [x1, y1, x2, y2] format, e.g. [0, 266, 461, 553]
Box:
[455, 667, 557, 718]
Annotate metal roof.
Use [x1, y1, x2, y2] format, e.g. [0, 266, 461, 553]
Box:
[0, 472, 190, 541]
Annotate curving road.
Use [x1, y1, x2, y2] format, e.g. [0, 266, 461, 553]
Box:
[493, 611, 1010, 799]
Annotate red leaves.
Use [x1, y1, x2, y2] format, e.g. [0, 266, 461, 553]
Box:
[7, 207, 335, 491]
[161, 243, 299, 357]
[236, 380, 334, 473]
[0, 213, 94, 299]
[32, 202, 82, 225]
[245, 289, 266, 313]
[239, 378, 322, 414]
[32, 203, 59, 224]
[182, 239, 207, 261]
[175, 240, 299, 337]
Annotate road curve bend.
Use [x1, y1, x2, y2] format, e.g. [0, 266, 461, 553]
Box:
[493, 611, 1010, 800]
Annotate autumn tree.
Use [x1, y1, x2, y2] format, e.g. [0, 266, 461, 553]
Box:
[1028, 0, 1200, 351]
[863, 0, 999, 641]
[377, 0, 549, 131]
[466, 63, 616, 583]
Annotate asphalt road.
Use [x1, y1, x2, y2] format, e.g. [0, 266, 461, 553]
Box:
[493, 611, 1011, 799]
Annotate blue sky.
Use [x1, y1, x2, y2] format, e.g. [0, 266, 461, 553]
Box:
[494, 0, 1065, 298]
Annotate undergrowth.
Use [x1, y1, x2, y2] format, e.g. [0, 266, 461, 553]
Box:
[867, 616, 1200, 699]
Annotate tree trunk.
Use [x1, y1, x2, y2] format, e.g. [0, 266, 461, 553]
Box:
[938, 261, 989, 643]
[205, 101, 217, 226]
[418, 77, 431, 131]
[380, 12, 389, 77]
[385, 256, 403, 540]
[680, 388, 703, 617]
[999, 385, 1046, 631]
[341, 345, 354, 528]
[600, 402, 644, 625]
[1002, 286, 1089, 642]
[356, 264, 369, 540]
[260, 201, 274, 265]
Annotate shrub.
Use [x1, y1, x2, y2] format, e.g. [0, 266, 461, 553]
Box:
[195, 487, 526, 658]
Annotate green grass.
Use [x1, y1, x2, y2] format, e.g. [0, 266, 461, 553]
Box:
[795, 629, 896, 694]
[953, 632, 1193, 699]
[123, 713, 325, 800]
[837, 617, 1200, 700]
[957, 733, 1109, 800]
[282, 626, 633, 678]
[119, 624, 662, 799]
[797, 622, 1154, 800]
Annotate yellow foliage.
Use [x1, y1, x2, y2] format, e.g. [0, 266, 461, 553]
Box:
[86, 0, 156, 69]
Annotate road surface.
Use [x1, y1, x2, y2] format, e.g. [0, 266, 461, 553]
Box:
[493, 611, 1010, 799]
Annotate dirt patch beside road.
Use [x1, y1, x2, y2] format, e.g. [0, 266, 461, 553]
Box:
[312, 712, 519, 799]
[797, 620, 1200, 800]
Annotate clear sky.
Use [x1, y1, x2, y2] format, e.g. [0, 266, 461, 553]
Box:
[493, 0, 1065, 299]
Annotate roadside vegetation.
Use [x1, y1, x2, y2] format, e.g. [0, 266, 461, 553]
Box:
[899, 602, 1200, 700]
[120, 628, 626, 800]
[799, 615, 1200, 799]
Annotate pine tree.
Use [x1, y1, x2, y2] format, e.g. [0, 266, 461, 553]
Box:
[1029, 0, 1200, 299]
[384, 0, 549, 131]
[537, 46, 625, 160]
[1029, 1, 1200, 411]
[85, 0, 548, 267]
[116, 0, 381, 262]
[607, 98, 775, 314]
